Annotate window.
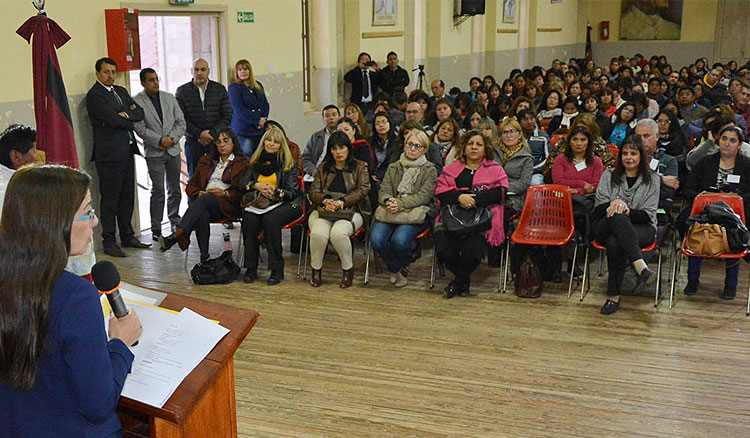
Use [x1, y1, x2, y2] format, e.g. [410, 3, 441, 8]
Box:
[301, 0, 312, 102]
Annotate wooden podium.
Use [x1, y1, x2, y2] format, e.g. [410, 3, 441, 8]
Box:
[117, 293, 259, 438]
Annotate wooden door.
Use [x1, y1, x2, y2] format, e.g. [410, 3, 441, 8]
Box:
[715, 0, 750, 64]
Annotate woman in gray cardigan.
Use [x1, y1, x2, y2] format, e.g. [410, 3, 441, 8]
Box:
[594, 135, 660, 315]
[370, 130, 438, 287]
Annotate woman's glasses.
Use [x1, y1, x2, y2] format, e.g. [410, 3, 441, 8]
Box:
[74, 208, 96, 226]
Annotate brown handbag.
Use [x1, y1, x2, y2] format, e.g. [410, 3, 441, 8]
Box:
[514, 257, 543, 298]
[686, 223, 731, 256]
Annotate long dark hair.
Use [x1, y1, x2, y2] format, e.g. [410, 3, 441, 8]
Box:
[336, 117, 364, 141]
[370, 111, 396, 152]
[564, 126, 595, 165]
[208, 128, 243, 160]
[322, 131, 357, 171]
[538, 89, 563, 113]
[0, 165, 90, 390]
[611, 135, 651, 186]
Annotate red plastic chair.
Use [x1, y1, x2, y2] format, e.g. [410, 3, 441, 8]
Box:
[669, 193, 750, 314]
[550, 134, 566, 148]
[581, 236, 662, 305]
[300, 221, 366, 280]
[502, 184, 577, 296]
[607, 144, 620, 162]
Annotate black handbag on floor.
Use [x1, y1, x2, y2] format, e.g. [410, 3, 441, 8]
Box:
[191, 250, 240, 284]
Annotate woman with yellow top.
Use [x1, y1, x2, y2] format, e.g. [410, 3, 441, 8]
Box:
[239, 127, 302, 285]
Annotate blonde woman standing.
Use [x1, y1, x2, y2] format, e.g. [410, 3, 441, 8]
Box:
[229, 59, 270, 156]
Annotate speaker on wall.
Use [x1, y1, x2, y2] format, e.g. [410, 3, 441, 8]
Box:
[457, 0, 486, 16]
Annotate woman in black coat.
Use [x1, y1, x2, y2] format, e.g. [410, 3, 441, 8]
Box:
[239, 126, 303, 285]
[680, 126, 750, 300]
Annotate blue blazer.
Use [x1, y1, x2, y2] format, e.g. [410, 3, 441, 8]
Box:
[228, 81, 270, 138]
[0, 271, 134, 437]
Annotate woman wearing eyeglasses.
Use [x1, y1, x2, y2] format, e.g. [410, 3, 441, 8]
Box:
[0, 165, 142, 437]
[160, 128, 250, 263]
[370, 130, 438, 287]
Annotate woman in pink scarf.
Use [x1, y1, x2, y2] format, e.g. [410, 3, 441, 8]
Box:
[435, 130, 508, 298]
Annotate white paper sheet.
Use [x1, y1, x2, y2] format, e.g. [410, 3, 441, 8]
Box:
[118, 306, 230, 408]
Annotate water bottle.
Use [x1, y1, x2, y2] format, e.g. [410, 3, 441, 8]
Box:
[223, 232, 232, 252]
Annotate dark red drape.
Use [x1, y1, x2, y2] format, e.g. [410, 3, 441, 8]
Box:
[17, 14, 79, 168]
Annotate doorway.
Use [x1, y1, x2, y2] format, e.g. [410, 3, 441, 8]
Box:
[714, 0, 750, 65]
[129, 13, 222, 235]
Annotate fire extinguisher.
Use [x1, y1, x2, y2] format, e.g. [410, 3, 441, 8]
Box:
[600, 21, 610, 41]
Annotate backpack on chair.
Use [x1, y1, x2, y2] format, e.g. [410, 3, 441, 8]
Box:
[190, 250, 241, 284]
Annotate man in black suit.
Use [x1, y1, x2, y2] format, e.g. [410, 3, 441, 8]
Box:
[86, 57, 150, 257]
[343, 52, 381, 114]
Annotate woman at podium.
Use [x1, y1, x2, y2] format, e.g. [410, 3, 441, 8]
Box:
[0, 165, 142, 437]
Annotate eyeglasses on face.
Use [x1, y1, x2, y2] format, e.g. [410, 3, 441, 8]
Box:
[74, 208, 96, 226]
[501, 129, 519, 136]
[405, 142, 425, 150]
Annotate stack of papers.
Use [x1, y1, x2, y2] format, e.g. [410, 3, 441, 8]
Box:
[106, 299, 229, 408]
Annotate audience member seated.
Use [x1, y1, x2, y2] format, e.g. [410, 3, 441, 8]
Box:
[435, 130, 507, 298]
[307, 132, 371, 288]
[548, 96, 581, 134]
[432, 118, 461, 165]
[370, 111, 399, 186]
[345, 103, 370, 139]
[676, 86, 709, 125]
[160, 128, 249, 262]
[239, 127, 302, 285]
[686, 115, 750, 171]
[608, 102, 637, 147]
[537, 89, 563, 132]
[495, 118, 534, 220]
[337, 117, 374, 173]
[636, 119, 679, 224]
[0, 165, 142, 437]
[680, 126, 750, 300]
[594, 135, 660, 315]
[582, 95, 613, 140]
[370, 130, 438, 287]
[0, 124, 38, 220]
[544, 114, 616, 180]
[302, 105, 340, 184]
[655, 109, 689, 161]
[462, 102, 489, 133]
[517, 109, 550, 185]
[264, 120, 304, 175]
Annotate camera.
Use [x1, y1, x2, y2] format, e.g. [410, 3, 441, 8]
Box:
[365, 61, 376, 67]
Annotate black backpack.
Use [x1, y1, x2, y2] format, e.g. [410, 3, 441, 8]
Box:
[190, 250, 240, 284]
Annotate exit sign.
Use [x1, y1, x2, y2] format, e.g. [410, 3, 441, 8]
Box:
[237, 11, 255, 23]
[169, 0, 195, 4]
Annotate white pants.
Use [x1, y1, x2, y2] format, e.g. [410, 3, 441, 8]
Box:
[308, 210, 364, 270]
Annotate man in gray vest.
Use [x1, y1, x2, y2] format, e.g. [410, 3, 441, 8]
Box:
[133, 68, 186, 240]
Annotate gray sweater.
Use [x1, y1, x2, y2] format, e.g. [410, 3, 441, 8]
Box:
[595, 169, 660, 229]
[494, 146, 533, 212]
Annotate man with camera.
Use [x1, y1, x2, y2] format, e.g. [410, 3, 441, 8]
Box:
[344, 52, 381, 114]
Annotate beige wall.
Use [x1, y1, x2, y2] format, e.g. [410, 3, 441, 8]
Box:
[588, 0, 719, 67]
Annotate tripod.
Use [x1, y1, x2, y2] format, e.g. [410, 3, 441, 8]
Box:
[413, 65, 426, 91]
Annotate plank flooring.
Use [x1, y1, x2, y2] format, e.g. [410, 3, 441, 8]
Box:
[112, 226, 750, 437]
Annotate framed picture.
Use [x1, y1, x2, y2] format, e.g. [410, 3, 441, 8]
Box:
[373, 0, 397, 26]
[503, 0, 516, 24]
[551, 0, 562, 4]
[620, 0, 683, 40]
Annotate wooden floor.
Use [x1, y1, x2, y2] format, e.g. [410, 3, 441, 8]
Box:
[112, 226, 750, 437]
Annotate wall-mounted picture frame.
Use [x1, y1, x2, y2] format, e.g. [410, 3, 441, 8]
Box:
[551, 0, 563, 4]
[503, 0, 516, 24]
[373, 0, 397, 26]
[620, 0, 682, 40]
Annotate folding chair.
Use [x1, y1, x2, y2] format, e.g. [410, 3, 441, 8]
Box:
[501, 184, 576, 296]
[607, 144, 620, 161]
[668, 193, 750, 314]
[550, 134, 566, 148]
[301, 223, 366, 280]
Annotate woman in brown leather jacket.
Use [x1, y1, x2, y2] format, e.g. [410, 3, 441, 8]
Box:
[160, 128, 249, 262]
[308, 131, 371, 288]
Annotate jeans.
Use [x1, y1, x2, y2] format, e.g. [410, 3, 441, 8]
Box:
[238, 134, 261, 157]
[145, 154, 182, 235]
[370, 218, 429, 273]
[530, 173, 545, 185]
[185, 137, 210, 179]
[687, 257, 740, 288]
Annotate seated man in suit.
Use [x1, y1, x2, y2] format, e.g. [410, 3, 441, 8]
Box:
[86, 57, 149, 257]
[133, 68, 186, 241]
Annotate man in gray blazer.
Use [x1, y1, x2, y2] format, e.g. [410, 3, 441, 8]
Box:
[133, 68, 186, 240]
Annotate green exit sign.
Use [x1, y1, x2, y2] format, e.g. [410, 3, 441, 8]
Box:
[237, 11, 255, 23]
[169, 0, 195, 4]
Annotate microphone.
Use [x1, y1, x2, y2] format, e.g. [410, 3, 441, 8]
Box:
[92, 261, 139, 346]
[92, 261, 128, 318]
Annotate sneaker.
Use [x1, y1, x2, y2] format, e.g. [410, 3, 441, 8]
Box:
[683, 280, 699, 296]
[389, 274, 398, 284]
[394, 272, 408, 288]
[720, 285, 736, 300]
